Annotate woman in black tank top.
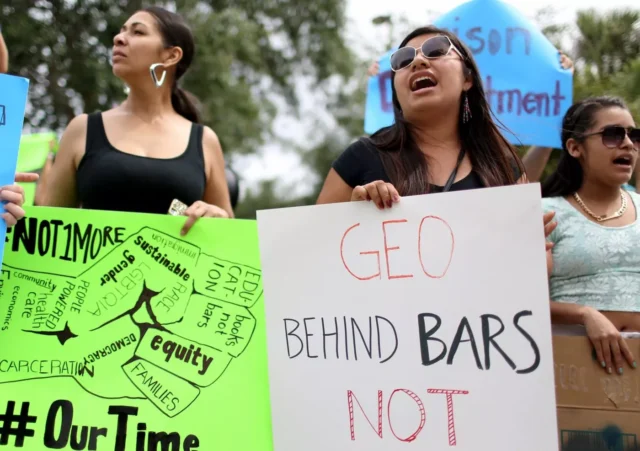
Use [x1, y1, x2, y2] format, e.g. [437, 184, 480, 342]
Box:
[38, 7, 233, 236]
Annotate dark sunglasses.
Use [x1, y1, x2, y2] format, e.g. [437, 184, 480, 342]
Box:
[582, 126, 640, 149]
[390, 35, 464, 72]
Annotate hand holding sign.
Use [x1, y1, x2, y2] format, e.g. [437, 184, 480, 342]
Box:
[351, 180, 401, 210]
[258, 184, 559, 450]
[1, 174, 39, 227]
[367, 61, 380, 77]
[582, 309, 636, 375]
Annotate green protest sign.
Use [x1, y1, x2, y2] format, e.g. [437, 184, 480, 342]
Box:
[0, 207, 273, 450]
[16, 132, 57, 173]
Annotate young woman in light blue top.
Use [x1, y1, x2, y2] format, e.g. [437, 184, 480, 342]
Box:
[542, 96, 640, 376]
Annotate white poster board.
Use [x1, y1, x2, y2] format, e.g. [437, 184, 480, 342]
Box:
[257, 184, 558, 450]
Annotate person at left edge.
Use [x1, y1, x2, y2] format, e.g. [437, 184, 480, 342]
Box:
[39, 7, 233, 235]
[0, 28, 35, 224]
[0, 25, 8, 73]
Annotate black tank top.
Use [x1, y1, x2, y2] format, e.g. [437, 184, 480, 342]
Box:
[76, 112, 206, 214]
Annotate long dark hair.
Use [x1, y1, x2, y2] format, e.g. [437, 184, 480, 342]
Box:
[370, 26, 524, 195]
[143, 6, 201, 123]
[541, 96, 628, 198]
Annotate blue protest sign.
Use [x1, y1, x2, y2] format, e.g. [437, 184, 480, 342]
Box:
[364, 0, 573, 149]
[0, 74, 30, 264]
[364, 48, 395, 136]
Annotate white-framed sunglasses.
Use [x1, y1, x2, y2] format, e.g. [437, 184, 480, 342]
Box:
[389, 35, 464, 72]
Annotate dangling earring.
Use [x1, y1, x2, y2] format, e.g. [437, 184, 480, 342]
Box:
[123, 84, 130, 95]
[463, 91, 472, 124]
[149, 63, 167, 88]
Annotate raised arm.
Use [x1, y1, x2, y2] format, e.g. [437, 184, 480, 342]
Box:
[521, 146, 553, 182]
[0, 31, 8, 73]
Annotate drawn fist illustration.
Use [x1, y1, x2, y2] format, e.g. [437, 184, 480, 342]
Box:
[0, 227, 263, 418]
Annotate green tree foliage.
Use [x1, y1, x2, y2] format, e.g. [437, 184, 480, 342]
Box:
[1, 0, 354, 155]
[574, 9, 639, 79]
[234, 179, 315, 219]
[572, 9, 640, 119]
[536, 8, 640, 181]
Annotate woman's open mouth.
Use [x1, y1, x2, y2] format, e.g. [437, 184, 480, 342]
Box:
[411, 76, 437, 92]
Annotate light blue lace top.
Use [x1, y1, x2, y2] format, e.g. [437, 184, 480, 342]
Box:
[542, 193, 640, 312]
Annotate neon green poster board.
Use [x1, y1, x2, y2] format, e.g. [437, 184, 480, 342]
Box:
[16, 132, 58, 173]
[19, 182, 37, 207]
[0, 207, 273, 450]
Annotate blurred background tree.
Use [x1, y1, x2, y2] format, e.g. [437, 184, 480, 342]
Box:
[2, 1, 638, 216]
[1, 0, 354, 156]
[533, 8, 640, 182]
[240, 7, 640, 218]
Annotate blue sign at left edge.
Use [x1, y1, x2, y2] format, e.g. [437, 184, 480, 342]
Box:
[0, 74, 30, 266]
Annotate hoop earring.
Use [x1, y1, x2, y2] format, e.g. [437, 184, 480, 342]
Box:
[149, 63, 167, 88]
[462, 91, 472, 124]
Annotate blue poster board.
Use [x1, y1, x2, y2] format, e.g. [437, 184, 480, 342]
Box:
[0, 74, 30, 265]
[364, 0, 573, 148]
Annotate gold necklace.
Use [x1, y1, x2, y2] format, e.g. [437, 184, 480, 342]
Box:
[573, 190, 627, 222]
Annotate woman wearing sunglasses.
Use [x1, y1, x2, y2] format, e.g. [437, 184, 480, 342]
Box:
[317, 26, 528, 205]
[317, 26, 555, 268]
[542, 96, 640, 376]
[366, 51, 575, 185]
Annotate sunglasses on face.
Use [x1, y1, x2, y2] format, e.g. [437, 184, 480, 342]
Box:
[390, 35, 464, 72]
[582, 125, 640, 150]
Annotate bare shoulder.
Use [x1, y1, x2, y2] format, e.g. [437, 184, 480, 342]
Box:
[202, 126, 223, 158]
[202, 126, 221, 148]
[64, 113, 89, 138]
[58, 114, 89, 163]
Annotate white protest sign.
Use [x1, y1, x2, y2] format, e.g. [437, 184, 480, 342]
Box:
[257, 184, 558, 450]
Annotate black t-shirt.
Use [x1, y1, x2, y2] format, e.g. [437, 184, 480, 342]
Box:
[332, 138, 521, 193]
